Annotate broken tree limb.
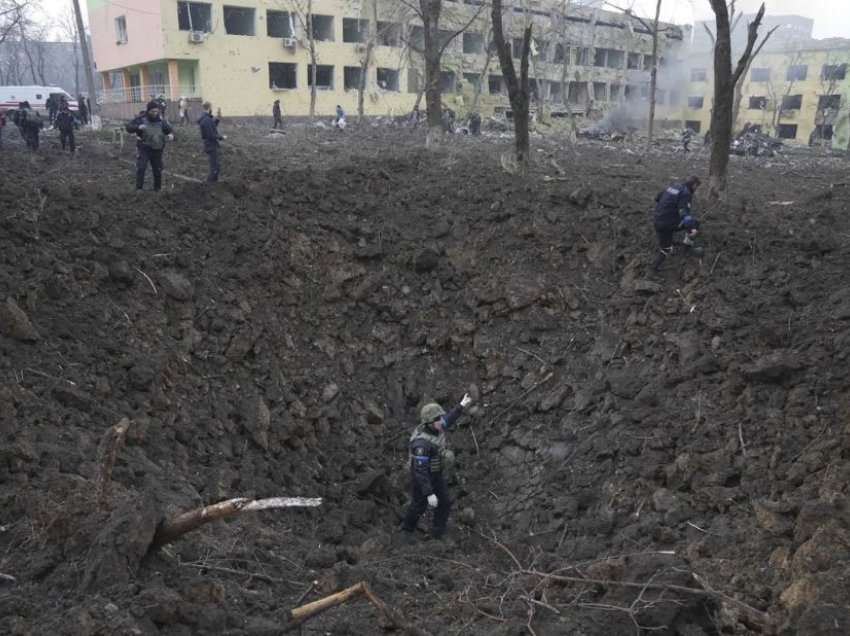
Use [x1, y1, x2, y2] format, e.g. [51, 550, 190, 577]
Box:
[95, 418, 131, 510]
[281, 581, 434, 636]
[150, 496, 322, 550]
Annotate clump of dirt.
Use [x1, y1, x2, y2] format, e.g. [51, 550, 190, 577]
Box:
[1, 123, 849, 635]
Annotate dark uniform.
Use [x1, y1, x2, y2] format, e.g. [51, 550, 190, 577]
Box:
[401, 400, 467, 540]
[15, 102, 42, 150]
[273, 100, 282, 129]
[126, 101, 174, 191]
[198, 110, 223, 182]
[55, 107, 77, 153]
[652, 179, 700, 271]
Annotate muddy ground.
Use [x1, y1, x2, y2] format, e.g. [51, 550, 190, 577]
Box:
[1, 119, 849, 636]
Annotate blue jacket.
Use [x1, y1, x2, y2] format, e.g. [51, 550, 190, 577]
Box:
[654, 183, 695, 230]
[198, 111, 222, 150]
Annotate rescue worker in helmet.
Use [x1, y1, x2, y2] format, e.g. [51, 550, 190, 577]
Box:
[401, 392, 473, 543]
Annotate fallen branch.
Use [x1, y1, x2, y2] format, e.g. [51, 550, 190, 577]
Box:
[0, 573, 16, 585]
[150, 496, 322, 550]
[135, 267, 158, 295]
[95, 418, 131, 510]
[524, 569, 775, 633]
[281, 581, 433, 636]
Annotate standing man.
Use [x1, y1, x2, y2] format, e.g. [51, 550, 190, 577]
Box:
[651, 176, 701, 272]
[198, 101, 225, 182]
[16, 101, 43, 150]
[401, 392, 473, 543]
[334, 105, 346, 129]
[272, 99, 283, 129]
[47, 95, 58, 128]
[78, 95, 89, 126]
[126, 100, 174, 192]
[54, 101, 78, 154]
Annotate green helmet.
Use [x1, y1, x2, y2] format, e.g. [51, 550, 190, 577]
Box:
[419, 402, 446, 425]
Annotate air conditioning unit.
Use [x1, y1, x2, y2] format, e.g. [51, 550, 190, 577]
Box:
[283, 37, 297, 49]
[188, 31, 206, 44]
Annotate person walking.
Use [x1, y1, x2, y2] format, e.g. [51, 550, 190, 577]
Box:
[54, 101, 78, 154]
[178, 97, 189, 125]
[272, 99, 283, 129]
[651, 176, 702, 272]
[126, 100, 174, 192]
[400, 392, 473, 543]
[78, 95, 89, 126]
[198, 101, 225, 182]
[15, 101, 43, 150]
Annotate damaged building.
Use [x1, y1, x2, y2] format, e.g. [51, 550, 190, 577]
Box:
[87, 0, 690, 121]
[683, 15, 850, 148]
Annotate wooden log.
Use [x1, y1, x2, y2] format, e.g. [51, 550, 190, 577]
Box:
[150, 496, 322, 550]
[282, 582, 366, 632]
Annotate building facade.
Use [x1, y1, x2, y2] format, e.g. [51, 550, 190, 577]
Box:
[87, 0, 689, 120]
[681, 41, 850, 148]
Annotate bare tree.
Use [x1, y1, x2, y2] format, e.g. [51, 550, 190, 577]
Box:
[57, 8, 81, 95]
[765, 50, 803, 132]
[491, 0, 532, 169]
[706, 1, 766, 199]
[285, 0, 319, 118]
[469, 22, 494, 113]
[399, 0, 488, 135]
[814, 58, 848, 147]
[71, 0, 98, 117]
[0, 0, 26, 46]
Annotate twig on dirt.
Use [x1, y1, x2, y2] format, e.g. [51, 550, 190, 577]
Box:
[0, 573, 16, 585]
[686, 521, 708, 534]
[150, 496, 322, 550]
[738, 421, 747, 456]
[515, 346, 550, 369]
[709, 252, 722, 275]
[488, 372, 554, 425]
[296, 579, 317, 604]
[180, 561, 300, 586]
[95, 418, 131, 510]
[470, 424, 481, 455]
[135, 267, 158, 295]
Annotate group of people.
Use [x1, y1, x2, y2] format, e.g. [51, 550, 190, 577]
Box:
[3, 95, 84, 153]
[47, 94, 90, 127]
[127, 99, 224, 191]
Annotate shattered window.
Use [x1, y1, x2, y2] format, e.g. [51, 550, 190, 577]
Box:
[688, 96, 704, 109]
[777, 124, 797, 139]
[269, 63, 296, 89]
[690, 68, 707, 82]
[781, 94, 802, 110]
[786, 65, 807, 81]
[750, 67, 770, 82]
[748, 96, 767, 109]
[821, 64, 847, 81]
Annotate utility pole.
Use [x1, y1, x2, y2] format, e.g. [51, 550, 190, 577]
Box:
[71, 0, 99, 124]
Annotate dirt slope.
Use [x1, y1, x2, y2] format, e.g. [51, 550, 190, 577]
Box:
[1, 123, 849, 635]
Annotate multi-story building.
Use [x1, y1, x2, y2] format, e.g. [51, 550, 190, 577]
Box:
[682, 19, 850, 148]
[87, 0, 689, 121]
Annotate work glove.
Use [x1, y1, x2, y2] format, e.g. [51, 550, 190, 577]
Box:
[460, 393, 473, 409]
[167, 134, 175, 141]
[427, 494, 438, 508]
[138, 124, 147, 130]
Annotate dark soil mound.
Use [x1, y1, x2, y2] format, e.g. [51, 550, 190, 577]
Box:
[1, 124, 849, 635]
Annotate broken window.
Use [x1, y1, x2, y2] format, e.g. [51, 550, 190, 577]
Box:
[269, 62, 296, 89]
[513, 38, 525, 58]
[821, 64, 847, 81]
[440, 70, 456, 92]
[748, 96, 767, 109]
[568, 81, 588, 105]
[309, 14, 334, 41]
[818, 94, 841, 110]
[463, 72, 481, 89]
[535, 39, 549, 61]
[177, 2, 212, 32]
[690, 68, 707, 82]
[409, 26, 424, 50]
[781, 94, 802, 110]
[606, 50, 623, 69]
[267, 11, 294, 38]
[223, 6, 255, 36]
[553, 43, 567, 64]
[343, 66, 362, 91]
[488, 75, 503, 95]
[307, 64, 334, 89]
[463, 32, 484, 54]
[407, 68, 421, 93]
[377, 22, 401, 47]
[549, 81, 563, 101]
[776, 124, 797, 139]
[624, 85, 635, 99]
[593, 82, 607, 101]
[688, 96, 704, 109]
[377, 68, 399, 91]
[750, 67, 770, 82]
[343, 18, 368, 43]
[685, 120, 701, 133]
[593, 48, 606, 67]
[814, 124, 833, 140]
[627, 52, 641, 69]
[609, 84, 622, 102]
[575, 48, 590, 65]
[643, 55, 655, 71]
[786, 65, 807, 81]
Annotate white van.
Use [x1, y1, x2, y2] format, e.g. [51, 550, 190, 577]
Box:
[0, 86, 79, 114]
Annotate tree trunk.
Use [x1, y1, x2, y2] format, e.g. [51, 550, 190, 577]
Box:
[307, 0, 316, 118]
[420, 0, 443, 130]
[470, 30, 493, 113]
[357, 0, 378, 121]
[72, 0, 99, 117]
[492, 0, 531, 168]
[646, 0, 662, 144]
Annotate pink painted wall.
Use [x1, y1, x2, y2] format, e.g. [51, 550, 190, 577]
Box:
[87, 0, 165, 71]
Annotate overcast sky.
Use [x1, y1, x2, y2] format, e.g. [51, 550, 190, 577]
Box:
[628, 0, 850, 39]
[38, 0, 850, 41]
